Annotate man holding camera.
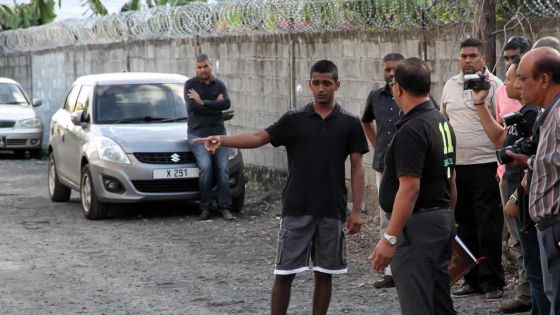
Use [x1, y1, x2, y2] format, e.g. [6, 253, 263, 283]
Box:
[507, 47, 560, 315]
[441, 38, 505, 299]
[471, 56, 549, 314]
[495, 36, 533, 314]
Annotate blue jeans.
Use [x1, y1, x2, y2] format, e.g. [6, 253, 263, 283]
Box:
[517, 222, 551, 315]
[188, 136, 231, 211]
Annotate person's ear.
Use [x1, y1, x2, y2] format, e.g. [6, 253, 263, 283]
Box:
[334, 80, 340, 91]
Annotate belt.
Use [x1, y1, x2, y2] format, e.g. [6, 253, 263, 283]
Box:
[535, 215, 560, 232]
[414, 207, 449, 214]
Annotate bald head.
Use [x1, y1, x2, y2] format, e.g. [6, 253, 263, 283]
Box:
[516, 47, 560, 107]
[522, 47, 560, 83]
[532, 36, 560, 50]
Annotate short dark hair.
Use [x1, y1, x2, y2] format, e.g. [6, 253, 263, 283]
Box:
[383, 53, 405, 63]
[310, 60, 338, 81]
[532, 50, 560, 84]
[504, 36, 530, 53]
[196, 54, 210, 63]
[460, 38, 484, 54]
[394, 57, 431, 97]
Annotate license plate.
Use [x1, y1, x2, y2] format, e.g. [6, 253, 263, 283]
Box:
[153, 168, 199, 179]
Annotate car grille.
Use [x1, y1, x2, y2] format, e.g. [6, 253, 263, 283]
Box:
[134, 152, 196, 164]
[132, 179, 199, 193]
[7, 139, 28, 146]
[0, 121, 15, 128]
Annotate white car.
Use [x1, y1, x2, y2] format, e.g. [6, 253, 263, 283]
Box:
[0, 78, 43, 158]
[47, 72, 245, 220]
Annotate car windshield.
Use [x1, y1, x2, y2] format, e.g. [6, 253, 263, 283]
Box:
[0, 83, 28, 106]
[94, 83, 187, 124]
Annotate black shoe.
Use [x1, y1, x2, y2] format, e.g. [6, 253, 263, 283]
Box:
[198, 209, 211, 220]
[485, 289, 503, 300]
[373, 275, 395, 289]
[220, 209, 234, 221]
[500, 299, 532, 313]
[452, 284, 478, 296]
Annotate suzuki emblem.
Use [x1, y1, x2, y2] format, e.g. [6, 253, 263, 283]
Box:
[170, 153, 181, 163]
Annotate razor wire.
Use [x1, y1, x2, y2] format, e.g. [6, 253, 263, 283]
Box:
[0, 0, 558, 53]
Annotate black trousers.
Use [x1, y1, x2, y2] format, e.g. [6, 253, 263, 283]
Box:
[391, 209, 456, 315]
[455, 163, 505, 291]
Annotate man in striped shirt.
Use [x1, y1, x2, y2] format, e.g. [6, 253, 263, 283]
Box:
[509, 47, 560, 315]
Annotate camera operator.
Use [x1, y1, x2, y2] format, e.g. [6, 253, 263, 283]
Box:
[496, 47, 560, 315]
[471, 57, 549, 314]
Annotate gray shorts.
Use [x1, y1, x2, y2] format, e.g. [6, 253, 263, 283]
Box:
[274, 215, 347, 275]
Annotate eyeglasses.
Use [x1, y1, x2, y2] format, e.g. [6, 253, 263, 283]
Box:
[389, 79, 398, 88]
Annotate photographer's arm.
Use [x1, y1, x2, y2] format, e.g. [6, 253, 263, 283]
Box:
[472, 89, 506, 147]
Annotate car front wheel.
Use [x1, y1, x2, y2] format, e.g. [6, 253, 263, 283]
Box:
[48, 153, 71, 202]
[80, 165, 109, 220]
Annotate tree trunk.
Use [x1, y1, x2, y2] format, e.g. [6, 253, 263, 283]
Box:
[473, 0, 497, 73]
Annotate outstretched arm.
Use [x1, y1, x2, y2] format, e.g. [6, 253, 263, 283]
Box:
[193, 130, 271, 154]
[347, 152, 364, 235]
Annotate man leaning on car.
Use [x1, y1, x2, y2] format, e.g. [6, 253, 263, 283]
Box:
[185, 54, 234, 221]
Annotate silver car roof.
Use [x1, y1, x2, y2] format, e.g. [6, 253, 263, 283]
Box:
[0, 77, 22, 85]
[73, 72, 188, 86]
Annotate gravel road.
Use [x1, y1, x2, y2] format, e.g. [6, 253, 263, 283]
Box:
[0, 155, 527, 314]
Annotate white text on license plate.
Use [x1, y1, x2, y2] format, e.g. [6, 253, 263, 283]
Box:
[153, 168, 199, 179]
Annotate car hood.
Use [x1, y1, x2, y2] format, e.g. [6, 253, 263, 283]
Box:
[0, 105, 36, 120]
[94, 123, 190, 153]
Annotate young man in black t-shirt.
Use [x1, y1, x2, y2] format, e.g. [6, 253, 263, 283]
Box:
[194, 60, 369, 315]
[370, 58, 457, 315]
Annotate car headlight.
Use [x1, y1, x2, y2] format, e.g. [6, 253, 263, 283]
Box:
[94, 136, 131, 164]
[229, 148, 238, 160]
[14, 117, 41, 129]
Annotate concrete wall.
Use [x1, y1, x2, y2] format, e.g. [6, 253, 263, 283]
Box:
[0, 27, 545, 212]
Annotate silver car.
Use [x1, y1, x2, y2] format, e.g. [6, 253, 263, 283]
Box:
[48, 72, 245, 220]
[0, 78, 43, 158]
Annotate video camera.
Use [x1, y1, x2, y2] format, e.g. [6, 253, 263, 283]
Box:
[463, 74, 490, 91]
[496, 112, 537, 164]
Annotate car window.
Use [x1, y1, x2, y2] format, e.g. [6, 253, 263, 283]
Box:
[94, 83, 187, 124]
[0, 83, 28, 106]
[64, 85, 82, 112]
[76, 85, 92, 112]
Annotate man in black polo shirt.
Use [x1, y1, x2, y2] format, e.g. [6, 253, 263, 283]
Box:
[185, 54, 233, 221]
[194, 60, 368, 315]
[370, 58, 457, 315]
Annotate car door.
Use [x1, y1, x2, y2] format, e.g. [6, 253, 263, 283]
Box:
[53, 85, 81, 184]
[64, 85, 93, 185]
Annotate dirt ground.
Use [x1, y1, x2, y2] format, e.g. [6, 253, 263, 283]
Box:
[0, 154, 528, 314]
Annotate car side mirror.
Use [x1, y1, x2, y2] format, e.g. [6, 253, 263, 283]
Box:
[71, 110, 85, 125]
[222, 109, 234, 121]
[32, 98, 42, 107]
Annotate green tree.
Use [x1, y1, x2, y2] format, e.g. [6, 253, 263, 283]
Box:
[0, 0, 108, 31]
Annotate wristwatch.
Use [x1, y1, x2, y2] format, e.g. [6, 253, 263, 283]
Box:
[509, 193, 518, 205]
[383, 232, 398, 246]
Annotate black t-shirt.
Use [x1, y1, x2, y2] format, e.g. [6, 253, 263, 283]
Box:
[265, 103, 369, 220]
[379, 101, 456, 213]
[503, 104, 539, 182]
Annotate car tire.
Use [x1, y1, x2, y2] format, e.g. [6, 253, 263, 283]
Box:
[48, 153, 71, 202]
[14, 150, 26, 159]
[231, 183, 245, 213]
[80, 165, 109, 220]
[30, 149, 43, 159]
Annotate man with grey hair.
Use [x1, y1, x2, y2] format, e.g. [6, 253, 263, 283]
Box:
[505, 47, 560, 315]
[532, 36, 560, 50]
[185, 54, 234, 221]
